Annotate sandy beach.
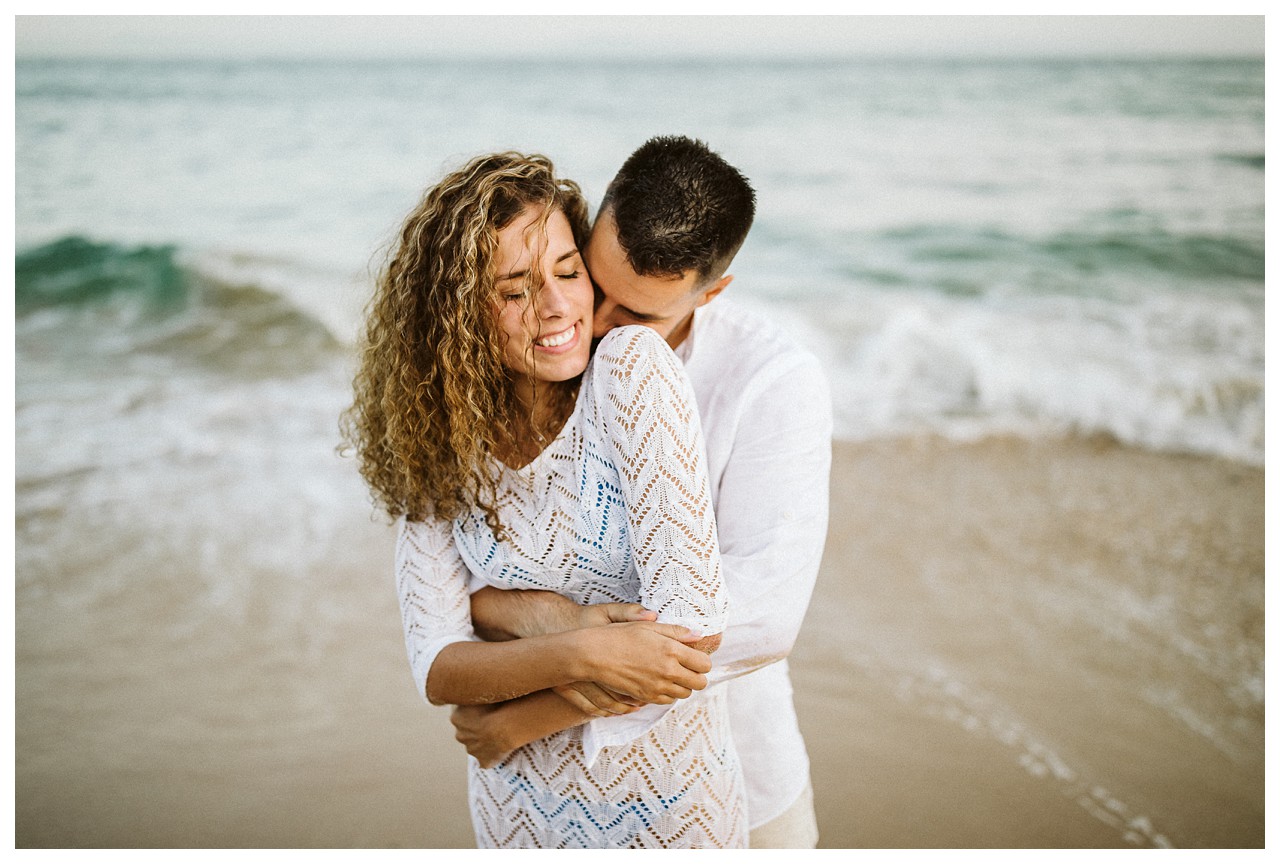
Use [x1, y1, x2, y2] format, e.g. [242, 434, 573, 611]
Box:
[798, 436, 1262, 849]
[15, 434, 1263, 848]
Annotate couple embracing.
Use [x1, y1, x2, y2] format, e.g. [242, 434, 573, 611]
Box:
[343, 136, 832, 849]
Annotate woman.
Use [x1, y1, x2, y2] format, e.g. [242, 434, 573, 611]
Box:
[342, 152, 746, 848]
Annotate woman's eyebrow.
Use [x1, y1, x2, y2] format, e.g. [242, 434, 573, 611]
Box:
[501, 249, 580, 282]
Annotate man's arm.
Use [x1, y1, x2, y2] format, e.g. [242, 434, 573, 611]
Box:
[451, 690, 595, 768]
[470, 587, 651, 641]
[471, 585, 727, 717]
[399, 519, 714, 709]
[706, 350, 832, 677]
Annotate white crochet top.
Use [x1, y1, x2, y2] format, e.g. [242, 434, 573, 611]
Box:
[395, 325, 746, 848]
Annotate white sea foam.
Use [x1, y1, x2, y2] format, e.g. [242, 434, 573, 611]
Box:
[746, 283, 1262, 464]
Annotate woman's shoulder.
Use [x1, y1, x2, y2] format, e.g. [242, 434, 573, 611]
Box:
[586, 324, 694, 411]
[594, 324, 678, 366]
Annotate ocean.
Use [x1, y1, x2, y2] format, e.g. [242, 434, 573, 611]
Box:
[14, 56, 1264, 848]
[16, 57, 1263, 464]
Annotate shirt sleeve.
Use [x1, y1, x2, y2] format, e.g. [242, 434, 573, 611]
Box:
[711, 349, 833, 680]
[577, 325, 729, 763]
[395, 515, 480, 703]
[589, 325, 728, 636]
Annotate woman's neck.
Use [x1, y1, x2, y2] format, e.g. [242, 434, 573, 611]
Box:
[499, 376, 579, 469]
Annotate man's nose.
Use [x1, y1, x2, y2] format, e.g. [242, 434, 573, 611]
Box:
[591, 296, 617, 338]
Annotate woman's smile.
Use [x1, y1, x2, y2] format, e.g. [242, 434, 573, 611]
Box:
[534, 322, 580, 351]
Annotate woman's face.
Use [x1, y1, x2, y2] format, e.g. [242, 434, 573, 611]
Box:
[492, 204, 594, 391]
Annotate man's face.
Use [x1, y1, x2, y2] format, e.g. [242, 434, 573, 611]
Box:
[583, 208, 728, 350]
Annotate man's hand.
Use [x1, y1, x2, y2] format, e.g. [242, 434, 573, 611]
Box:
[451, 703, 513, 768]
[575, 601, 657, 631]
[471, 587, 657, 640]
[552, 681, 645, 717]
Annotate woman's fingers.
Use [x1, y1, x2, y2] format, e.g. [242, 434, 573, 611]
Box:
[602, 602, 657, 624]
[648, 629, 713, 678]
[647, 622, 703, 644]
[580, 621, 716, 702]
[646, 685, 694, 705]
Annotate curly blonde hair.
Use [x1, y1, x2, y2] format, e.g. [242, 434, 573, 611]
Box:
[341, 152, 590, 532]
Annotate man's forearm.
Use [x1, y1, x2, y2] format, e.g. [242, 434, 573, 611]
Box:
[470, 690, 596, 764]
[501, 690, 596, 744]
[470, 586, 580, 641]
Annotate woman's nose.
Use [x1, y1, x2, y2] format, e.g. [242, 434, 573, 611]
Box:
[537, 277, 571, 318]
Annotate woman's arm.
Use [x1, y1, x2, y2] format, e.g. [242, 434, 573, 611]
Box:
[551, 327, 731, 759]
[446, 328, 733, 759]
[397, 518, 712, 707]
[427, 619, 713, 706]
[593, 326, 729, 644]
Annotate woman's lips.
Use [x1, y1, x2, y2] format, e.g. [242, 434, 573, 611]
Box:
[534, 322, 580, 352]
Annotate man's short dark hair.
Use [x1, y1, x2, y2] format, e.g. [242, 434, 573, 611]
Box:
[600, 135, 756, 287]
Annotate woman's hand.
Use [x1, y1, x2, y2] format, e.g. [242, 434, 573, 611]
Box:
[572, 621, 713, 705]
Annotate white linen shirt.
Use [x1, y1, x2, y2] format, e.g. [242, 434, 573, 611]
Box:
[674, 298, 833, 829]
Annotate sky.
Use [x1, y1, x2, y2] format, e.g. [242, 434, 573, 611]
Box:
[12, 12, 1266, 61]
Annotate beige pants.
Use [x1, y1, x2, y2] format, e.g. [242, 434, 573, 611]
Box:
[748, 781, 819, 849]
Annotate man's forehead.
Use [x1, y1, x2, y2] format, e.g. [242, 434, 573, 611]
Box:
[588, 227, 701, 309]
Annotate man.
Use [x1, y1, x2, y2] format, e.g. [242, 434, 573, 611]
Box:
[457, 136, 832, 848]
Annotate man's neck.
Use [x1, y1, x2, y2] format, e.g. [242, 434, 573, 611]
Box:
[666, 310, 696, 351]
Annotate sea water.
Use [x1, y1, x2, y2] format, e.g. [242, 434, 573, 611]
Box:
[16, 57, 1263, 470]
[15, 56, 1264, 591]
[14, 56, 1264, 847]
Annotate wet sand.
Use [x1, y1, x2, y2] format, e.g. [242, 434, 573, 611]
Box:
[796, 436, 1263, 848]
[14, 435, 1263, 848]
